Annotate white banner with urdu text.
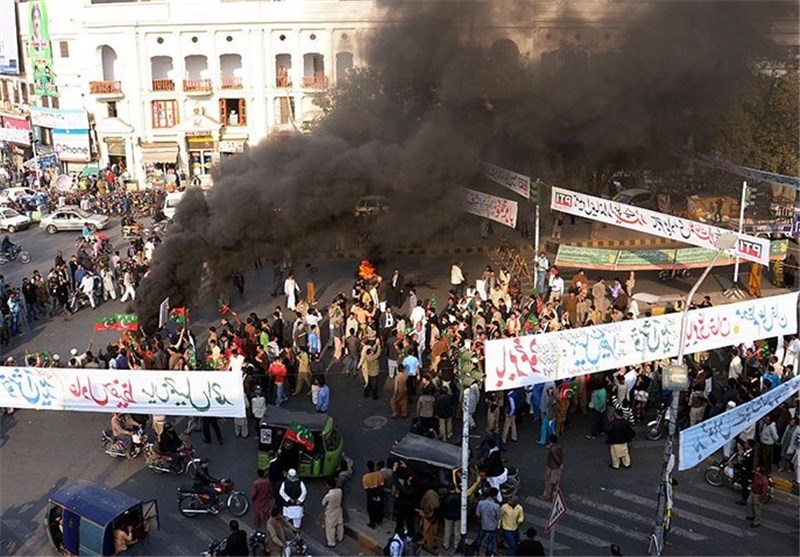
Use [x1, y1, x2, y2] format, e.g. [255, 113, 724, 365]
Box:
[679, 375, 800, 470]
[462, 187, 518, 228]
[550, 187, 770, 265]
[484, 292, 799, 391]
[0, 367, 246, 417]
[482, 162, 531, 199]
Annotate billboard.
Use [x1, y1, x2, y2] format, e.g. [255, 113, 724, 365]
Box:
[53, 128, 91, 162]
[0, 0, 20, 75]
[29, 107, 88, 130]
[27, 1, 56, 96]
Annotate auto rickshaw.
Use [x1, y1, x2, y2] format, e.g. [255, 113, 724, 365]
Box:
[389, 434, 481, 502]
[258, 407, 343, 478]
[45, 480, 159, 556]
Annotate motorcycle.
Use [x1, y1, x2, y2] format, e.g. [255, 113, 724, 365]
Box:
[478, 466, 521, 501]
[177, 478, 249, 518]
[101, 426, 146, 459]
[248, 530, 307, 557]
[67, 290, 90, 314]
[144, 443, 199, 475]
[659, 267, 692, 282]
[704, 451, 774, 502]
[0, 245, 31, 265]
[645, 402, 689, 441]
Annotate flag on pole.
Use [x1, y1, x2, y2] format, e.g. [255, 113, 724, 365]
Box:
[217, 299, 230, 316]
[284, 421, 315, 451]
[158, 297, 170, 329]
[94, 314, 139, 332]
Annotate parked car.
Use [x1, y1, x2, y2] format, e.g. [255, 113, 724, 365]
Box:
[163, 191, 184, 220]
[612, 188, 658, 210]
[0, 186, 38, 203]
[0, 207, 32, 233]
[39, 206, 110, 234]
[354, 195, 389, 217]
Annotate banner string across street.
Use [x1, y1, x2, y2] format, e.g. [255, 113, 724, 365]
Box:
[550, 186, 771, 265]
[679, 374, 800, 470]
[484, 291, 799, 391]
[0, 367, 246, 417]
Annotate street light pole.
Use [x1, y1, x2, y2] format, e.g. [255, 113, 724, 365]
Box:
[733, 181, 747, 285]
[457, 349, 471, 554]
[650, 233, 737, 556]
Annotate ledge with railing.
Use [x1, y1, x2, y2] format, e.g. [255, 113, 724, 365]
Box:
[89, 81, 123, 94]
[152, 78, 175, 92]
[301, 74, 328, 90]
[182, 78, 213, 92]
[220, 76, 243, 89]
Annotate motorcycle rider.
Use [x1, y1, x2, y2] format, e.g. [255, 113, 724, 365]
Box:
[193, 457, 220, 512]
[1, 235, 17, 259]
[110, 413, 135, 455]
[736, 439, 756, 505]
[216, 519, 248, 556]
[157, 421, 184, 472]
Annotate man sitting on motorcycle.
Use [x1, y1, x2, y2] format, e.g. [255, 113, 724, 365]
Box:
[1, 235, 17, 259]
[157, 421, 184, 472]
[193, 457, 220, 512]
[110, 413, 134, 455]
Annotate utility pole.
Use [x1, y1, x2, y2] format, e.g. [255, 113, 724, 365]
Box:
[456, 347, 475, 554]
[724, 181, 748, 300]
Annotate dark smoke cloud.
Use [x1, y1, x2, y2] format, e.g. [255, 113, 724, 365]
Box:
[136, 0, 785, 329]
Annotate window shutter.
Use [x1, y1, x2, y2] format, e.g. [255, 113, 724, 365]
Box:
[219, 98, 227, 125]
[239, 99, 247, 125]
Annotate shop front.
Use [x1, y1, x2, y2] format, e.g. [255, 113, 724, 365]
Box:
[0, 113, 33, 173]
[139, 141, 179, 190]
[95, 117, 134, 176]
[181, 110, 221, 187]
[218, 135, 247, 169]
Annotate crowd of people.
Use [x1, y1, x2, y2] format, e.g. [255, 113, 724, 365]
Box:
[1, 161, 799, 553]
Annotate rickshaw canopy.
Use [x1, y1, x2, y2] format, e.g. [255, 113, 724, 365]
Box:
[259, 406, 329, 431]
[49, 481, 142, 527]
[390, 434, 462, 470]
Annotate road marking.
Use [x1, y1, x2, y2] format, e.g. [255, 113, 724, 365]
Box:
[569, 494, 707, 541]
[672, 491, 796, 535]
[525, 512, 604, 549]
[610, 489, 755, 538]
[526, 496, 648, 544]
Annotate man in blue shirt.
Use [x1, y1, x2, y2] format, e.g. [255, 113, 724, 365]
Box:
[316, 376, 330, 413]
[402, 352, 421, 397]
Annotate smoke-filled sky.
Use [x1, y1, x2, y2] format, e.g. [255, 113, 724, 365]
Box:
[136, 1, 787, 328]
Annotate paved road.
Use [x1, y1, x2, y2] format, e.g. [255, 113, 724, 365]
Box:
[0, 221, 795, 556]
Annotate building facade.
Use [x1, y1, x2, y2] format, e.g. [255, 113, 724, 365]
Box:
[3, 0, 798, 185]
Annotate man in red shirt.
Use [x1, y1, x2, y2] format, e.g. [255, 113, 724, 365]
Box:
[269, 358, 288, 406]
[746, 466, 770, 527]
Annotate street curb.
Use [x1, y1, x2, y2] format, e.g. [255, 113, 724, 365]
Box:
[342, 522, 383, 555]
[314, 245, 495, 261]
[566, 238, 679, 248]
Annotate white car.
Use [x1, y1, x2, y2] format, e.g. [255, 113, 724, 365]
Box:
[0, 208, 32, 233]
[39, 206, 110, 234]
[163, 191, 184, 220]
[0, 187, 38, 203]
[354, 195, 389, 217]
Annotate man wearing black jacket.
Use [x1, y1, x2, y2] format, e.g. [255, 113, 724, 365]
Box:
[217, 520, 248, 556]
[605, 408, 635, 469]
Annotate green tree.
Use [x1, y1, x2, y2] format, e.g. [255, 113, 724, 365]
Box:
[710, 67, 800, 176]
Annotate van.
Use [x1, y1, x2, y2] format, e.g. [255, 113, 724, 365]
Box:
[163, 192, 183, 220]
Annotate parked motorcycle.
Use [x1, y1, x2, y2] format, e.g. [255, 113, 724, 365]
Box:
[646, 402, 689, 441]
[177, 478, 249, 518]
[0, 245, 31, 265]
[248, 530, 307, 557]
[101, 426, 146, 459]
[704, 451, 774, 502]
[659, 267, 692, 282]
[144, 443, 198, 475]
[67, 290, 90, 314]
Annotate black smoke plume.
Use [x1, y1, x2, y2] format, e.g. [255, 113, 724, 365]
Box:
[136, 1, 785, 329]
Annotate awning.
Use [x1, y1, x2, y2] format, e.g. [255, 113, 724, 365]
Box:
[104, 138, 126, 156]
[140, 142, 179, 164]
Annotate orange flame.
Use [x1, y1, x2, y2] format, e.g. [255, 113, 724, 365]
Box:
[359, 259, 376, 281]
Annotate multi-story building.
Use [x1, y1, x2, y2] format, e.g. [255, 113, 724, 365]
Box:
[5, 0, 798, 185]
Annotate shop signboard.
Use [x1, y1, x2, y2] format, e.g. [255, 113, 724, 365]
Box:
[53, 128, 91, 162]
[0, 0, 20, 75]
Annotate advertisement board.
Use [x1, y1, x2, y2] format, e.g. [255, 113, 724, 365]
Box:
[29, 107, 88, 130]
[0, 0, 20, 75]
[53, 128, 91, 162]
[27, 1, 56, 96]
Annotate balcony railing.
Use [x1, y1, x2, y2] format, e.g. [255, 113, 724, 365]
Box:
[276, 76, 292, 88]
[89, 80, 122, 94]
[220, 76, 242, 89]
[302, 74, 328, 90]
[182, 78, 213, 92]
[152, 78, 175, 92]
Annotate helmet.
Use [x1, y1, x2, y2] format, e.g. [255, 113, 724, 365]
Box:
[200, 457, 210, 465]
